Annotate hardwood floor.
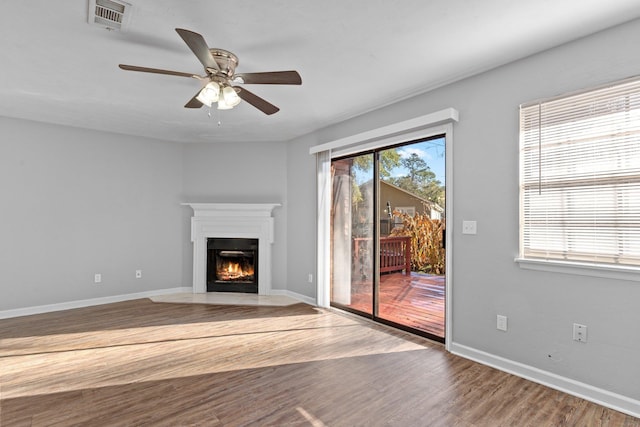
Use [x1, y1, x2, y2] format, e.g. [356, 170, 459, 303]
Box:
[1, 299, 638, 426]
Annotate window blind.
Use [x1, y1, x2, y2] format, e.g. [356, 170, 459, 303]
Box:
[520, 77, 640, 267]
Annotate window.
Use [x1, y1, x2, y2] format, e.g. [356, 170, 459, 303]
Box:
[395, 206, 416, 216]
[519, 77, 640, 271]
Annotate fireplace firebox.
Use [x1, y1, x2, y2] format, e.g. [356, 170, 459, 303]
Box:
[207, 238, 258, 293]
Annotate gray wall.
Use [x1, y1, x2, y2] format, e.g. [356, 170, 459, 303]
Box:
[286, 19, 640, 401]
[286, 133, 319, 297]
[181, 141, 288, 290]
[0, 117, 183, 310]
[0, 120, 290, 311]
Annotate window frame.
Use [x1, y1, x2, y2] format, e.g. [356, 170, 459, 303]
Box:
[516, 76, 640, 281]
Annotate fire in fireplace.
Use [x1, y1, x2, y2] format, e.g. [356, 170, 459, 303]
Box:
[207, 238, 258, 293]
[216, 254, 254, 282]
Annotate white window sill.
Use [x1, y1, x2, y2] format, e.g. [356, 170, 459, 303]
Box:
[514, 257, 640, 282]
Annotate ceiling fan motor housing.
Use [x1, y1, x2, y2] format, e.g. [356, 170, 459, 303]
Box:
[209, 49, 238, 78]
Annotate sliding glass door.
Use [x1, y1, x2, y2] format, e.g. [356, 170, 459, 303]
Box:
[330, 136, 446, 341]
[330, 153, 374, 315]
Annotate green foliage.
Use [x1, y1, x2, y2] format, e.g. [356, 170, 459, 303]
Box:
[351, 150, 402, 179]
[350, 152, 401, 211]
[386, 153, 444, 205]
[352, 149, 444, 207]
[390, 211, 445, 274]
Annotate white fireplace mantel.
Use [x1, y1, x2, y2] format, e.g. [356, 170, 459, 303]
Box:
[182, 203, 281, 295]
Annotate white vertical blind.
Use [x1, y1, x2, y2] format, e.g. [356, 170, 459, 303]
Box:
[520, 77, 640, 267]
[316, 149, 332, 307]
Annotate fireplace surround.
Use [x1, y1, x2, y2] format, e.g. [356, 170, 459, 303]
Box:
[183, 203, 280, 295]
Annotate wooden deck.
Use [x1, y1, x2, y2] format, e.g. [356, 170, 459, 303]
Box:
[341, 271, 445, 338]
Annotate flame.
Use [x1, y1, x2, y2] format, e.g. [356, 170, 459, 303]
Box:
[217, 261, 254, 281]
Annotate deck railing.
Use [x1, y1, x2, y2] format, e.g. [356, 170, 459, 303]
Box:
[353, 236, 411, 275]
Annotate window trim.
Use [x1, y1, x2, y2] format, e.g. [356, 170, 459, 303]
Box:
[517, 76, 640, 278]
[520, 75, 640, 109]
[515, 257, 640, 282]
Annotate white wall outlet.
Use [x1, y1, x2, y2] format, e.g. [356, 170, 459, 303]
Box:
[462, 220, 477, 235]
[308, 273, 313, 283]
[573, 323, 588, 342]
[135, 270, 142, 279]
[497, 314, 508, 331]
[94, 273, 102, 284]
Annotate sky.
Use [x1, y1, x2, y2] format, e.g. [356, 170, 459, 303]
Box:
[348, 136, 446, 186]
[388, 137, 446, 184]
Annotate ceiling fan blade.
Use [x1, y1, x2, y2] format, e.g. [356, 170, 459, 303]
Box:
[175, 28, 219, 71]
[184, 93, 203, 109]
[236, 87, 280, 115]
[235, 71, 302, 85]
[119, 64, 198, 78]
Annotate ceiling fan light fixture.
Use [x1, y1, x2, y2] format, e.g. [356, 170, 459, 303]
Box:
[222, 85, 241, 107]
[196, 81, 220, 107]
[217, 96, 233, 110]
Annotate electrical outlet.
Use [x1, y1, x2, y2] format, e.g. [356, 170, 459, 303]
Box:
[497, 314, 508, 331]
[308, 273, 313, 283]
[135, 270, 142, 279]
[573, 323, 588, 342]
[94, 273, 102, 284]
[462, 220, 477, 235]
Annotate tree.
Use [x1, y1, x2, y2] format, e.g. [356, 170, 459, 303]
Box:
[350, 148, 444, 207]
[350, 150, 402, 209]
[352, 150, 401, 179]
[389, 153, 443, 204]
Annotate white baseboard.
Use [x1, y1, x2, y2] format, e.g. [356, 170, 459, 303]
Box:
[0, 287, 192, 319]
[269, 288, 317, 306]
[449, 342, 640, 419]
[0, 287, 316, 319]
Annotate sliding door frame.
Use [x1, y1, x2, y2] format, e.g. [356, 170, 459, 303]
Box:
[313, 110, 457, 349]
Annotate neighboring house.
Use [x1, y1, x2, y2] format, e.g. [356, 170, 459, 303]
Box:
[358, 179, 443, 235]
[380, 180, 443, 221]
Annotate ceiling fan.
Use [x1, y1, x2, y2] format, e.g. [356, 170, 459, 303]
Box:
[118, 28, 302, 115]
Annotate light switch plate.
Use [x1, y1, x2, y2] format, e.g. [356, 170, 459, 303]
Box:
[497, 315, 508, 331]
[462, 220, 477, 235]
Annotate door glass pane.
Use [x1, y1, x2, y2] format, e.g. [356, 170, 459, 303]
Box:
[330, 154, 374, 315]
[377, 138, 446, 337]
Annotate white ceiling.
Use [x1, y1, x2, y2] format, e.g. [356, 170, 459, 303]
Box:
[1, 1, 639, 144]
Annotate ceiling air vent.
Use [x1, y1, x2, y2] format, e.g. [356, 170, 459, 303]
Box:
[88, 0, 131, 31]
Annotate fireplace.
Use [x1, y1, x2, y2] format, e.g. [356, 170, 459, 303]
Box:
[207, 238, 258, 293]
[182, 202, 280, 295]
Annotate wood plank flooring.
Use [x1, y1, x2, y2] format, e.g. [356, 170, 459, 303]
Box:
[1, 299, 638, 426]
